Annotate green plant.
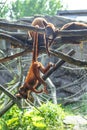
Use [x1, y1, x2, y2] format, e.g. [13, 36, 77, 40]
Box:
[1, 0, 63, 19]
[64, 93, 87, 116]
[0, 119, 9, 130]
[1, 102, 74, 130]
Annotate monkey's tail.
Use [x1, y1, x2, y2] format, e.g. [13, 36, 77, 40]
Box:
[33, 25, 39, 62]
[32, 87, 43, 93]
[34, 72, 47, 88]
[26, 82, 43, 94]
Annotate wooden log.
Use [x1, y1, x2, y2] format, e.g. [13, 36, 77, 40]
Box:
[0, 101, 15, 117]
[1, 21, 87, 48]
[0, 84, 21, 106]
[36, 49, 75, 88]
[0, 21, 45, 33]
[0, 47, 46, 63]
[57, 29, 87, 37]
[50, 49, 87, 67]
[0, 29, 28, 38]
[43, 49, 75, 79]
[1, 21, 87, 36]
[0, 33, 25, 48]
[54, 36, 87, 45]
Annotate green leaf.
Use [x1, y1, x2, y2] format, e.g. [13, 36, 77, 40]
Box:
[0, 119, 9, 130]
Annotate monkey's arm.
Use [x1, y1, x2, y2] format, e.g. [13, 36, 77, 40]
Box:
[38, 62, 54, 74]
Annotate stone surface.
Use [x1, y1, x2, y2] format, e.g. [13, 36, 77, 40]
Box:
[64, 115, 87, 130]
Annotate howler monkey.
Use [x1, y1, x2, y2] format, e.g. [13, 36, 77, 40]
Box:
[30, 17, 56, 55]
[16, 25, 54, 99]
[53, 22, 87, 44]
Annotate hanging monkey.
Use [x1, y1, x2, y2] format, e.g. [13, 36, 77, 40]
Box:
[30, 17, 56, 55]
[16, 25, 54, 99]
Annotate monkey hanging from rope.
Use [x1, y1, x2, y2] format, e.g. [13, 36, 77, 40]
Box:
[16, 25, 54, 99]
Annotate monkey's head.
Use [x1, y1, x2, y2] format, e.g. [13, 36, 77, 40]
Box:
[43, 21, 55, 40]
[43, 20, 58, 55]
[16, 83, 28, 99]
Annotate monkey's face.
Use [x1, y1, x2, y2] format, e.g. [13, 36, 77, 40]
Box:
[45, 26, 54, 40]
[16, 86, 28, 99]
[45, 24, 55, 40]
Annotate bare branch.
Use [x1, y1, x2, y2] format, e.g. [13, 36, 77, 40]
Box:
[0, 21, 45, 33]
[0, 84, 20, 105]
[0, 47, 46, 63]
[57, 29, 87, 37]
[36, 49, 75, 89]
[0, 101, 15, 117]
[0, 33, 26, 48]
[50, 49, 87, 67]
[0, 29, 27, 37]
[1, 21, 87, 48]
[0, 49, 31, 63]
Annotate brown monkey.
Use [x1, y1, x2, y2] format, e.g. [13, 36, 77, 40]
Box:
[30, 17, 56, 55]
[16, 25, 54, 99]
[53, 22, 87, 44]
[60, 22, 87, 44]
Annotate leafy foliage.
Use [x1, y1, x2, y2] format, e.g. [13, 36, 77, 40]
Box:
[0, 119, 9, 130]
[0, 0, 9, 18]
[1, 0, 63, 19]
[65, 93, 87, 116]
[0, 102, 74, 130]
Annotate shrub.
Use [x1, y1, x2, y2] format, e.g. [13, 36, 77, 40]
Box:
[1, 102, 73, 130]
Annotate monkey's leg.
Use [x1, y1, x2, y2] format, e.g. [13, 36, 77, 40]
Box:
[33, 63, 48, 94]
[26, 81, 43, 94]
[32, 80, 43, 93]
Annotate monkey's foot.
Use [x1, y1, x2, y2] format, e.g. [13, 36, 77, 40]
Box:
[43, 88, 48, 94]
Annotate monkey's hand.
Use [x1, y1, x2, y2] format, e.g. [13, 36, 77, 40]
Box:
[48, 62, 56, 67]
[16, 93, 22, 99]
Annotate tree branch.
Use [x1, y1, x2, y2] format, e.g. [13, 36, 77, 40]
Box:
[36, 49, 75, 89]
[0, 47, 46, 63]
[1, 21, 87, 48]
[50, 49, 87, 67]
[0, 48, 31, 63]
[0, 33, 26, 48]
[0, 101, 15, 117]
[0, 29, 27, 38]
[0, 21, 45, 33]
[0, 84, 21, 106]
[57, 29, 87, 37]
